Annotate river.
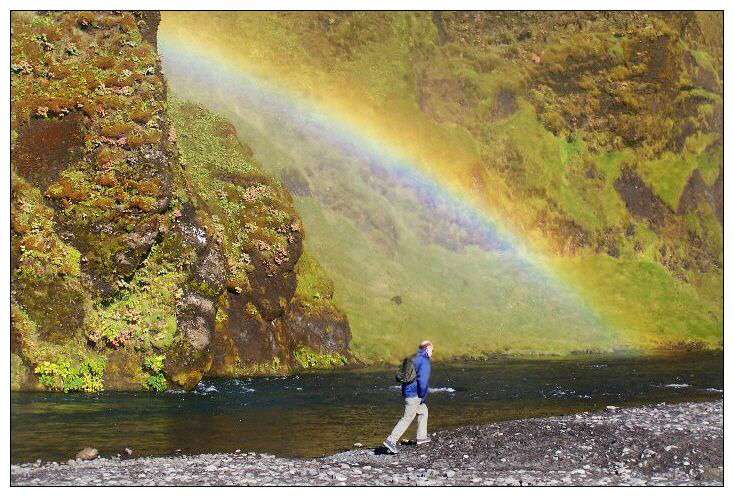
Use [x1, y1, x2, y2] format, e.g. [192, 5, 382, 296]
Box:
[11, 351, 722, 463]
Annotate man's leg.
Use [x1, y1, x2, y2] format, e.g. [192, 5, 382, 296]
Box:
[387, 397, 420, 443]
[415, 402, 428, 440]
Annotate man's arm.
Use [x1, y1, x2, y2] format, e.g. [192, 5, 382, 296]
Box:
[416, 356, 430, 399]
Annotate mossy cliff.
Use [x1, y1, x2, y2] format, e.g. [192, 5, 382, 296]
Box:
[168, 99, 350, 378]
[10, 11, 350, 392]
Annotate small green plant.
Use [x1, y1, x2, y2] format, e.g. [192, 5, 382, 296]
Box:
[142, 354, 167, 392]
[270, 356, 281, 372]
[34, 357, 105, 393]
[145, 373, 167, 392]
[30, 16, 54, 27]
[143, 354, 165, 373]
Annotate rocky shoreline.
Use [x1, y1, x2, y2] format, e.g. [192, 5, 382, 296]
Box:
[11, 400, 723, 486]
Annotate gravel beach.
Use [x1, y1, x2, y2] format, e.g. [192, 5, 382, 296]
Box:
[11, 400, 723, 486]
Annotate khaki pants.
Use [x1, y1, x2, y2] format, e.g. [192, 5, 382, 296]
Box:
[387, 397, 428, 443]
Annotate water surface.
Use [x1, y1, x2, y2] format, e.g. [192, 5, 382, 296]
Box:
[11, 352, 722, 463]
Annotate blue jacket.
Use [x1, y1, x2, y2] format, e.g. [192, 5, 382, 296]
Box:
[401, 349, 431, 399]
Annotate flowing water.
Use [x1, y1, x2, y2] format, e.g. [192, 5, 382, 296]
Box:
[11, 351, 722, 463]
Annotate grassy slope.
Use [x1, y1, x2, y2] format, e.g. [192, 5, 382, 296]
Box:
[159, 12, 722, 361]
[295, 196, 616, 363]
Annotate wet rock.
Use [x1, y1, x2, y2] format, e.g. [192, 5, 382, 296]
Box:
[75, 448, 98, 461]
[191, 246, 228, 296]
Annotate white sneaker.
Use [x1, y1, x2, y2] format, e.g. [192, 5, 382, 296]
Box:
[383, 439, 398, 454]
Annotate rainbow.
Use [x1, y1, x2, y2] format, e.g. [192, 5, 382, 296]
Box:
[157, 20, 613, 341]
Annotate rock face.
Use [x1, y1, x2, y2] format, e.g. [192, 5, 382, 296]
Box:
[10, 11, 350, 392]
[169, 99, 351, 378]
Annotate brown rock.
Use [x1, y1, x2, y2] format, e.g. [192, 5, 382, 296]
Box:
[75, 447, 99, 461]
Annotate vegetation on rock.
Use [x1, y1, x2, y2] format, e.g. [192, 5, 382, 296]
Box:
[143, 354, 167, 392]
[293, 346, 348, 370]
[169, 97, 351, 376]
[10, 11, 352, 392]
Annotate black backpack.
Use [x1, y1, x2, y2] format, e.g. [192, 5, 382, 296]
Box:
[395, 355, 417, 384]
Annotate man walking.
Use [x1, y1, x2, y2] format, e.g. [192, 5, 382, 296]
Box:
[383, 340, 433, 454]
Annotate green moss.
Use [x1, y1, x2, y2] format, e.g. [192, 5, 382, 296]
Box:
[293, 251, 338, 313]
[11, 11, 169, 288]
[168, 96, 300, 288]
[637, 133, 719, 211]
[209, 353, 288, 377]
[186, 278, 220, 298]
[86, 241, 182, 350]
[690, 49, 721, 87]
[13, 297, 106, 392]
[11, 11, 158, 145]
[486, 102, 628, 233]
[294, 346, 347, 370]
[696, 144, 722, 187]
[637, 152, 692, 210]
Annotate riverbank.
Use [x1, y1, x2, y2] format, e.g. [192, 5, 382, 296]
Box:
[11, 400, 722, 486]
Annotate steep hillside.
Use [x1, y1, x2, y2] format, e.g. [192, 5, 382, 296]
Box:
[10, 11, 350, 392]
[160, 11, 722, 361]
